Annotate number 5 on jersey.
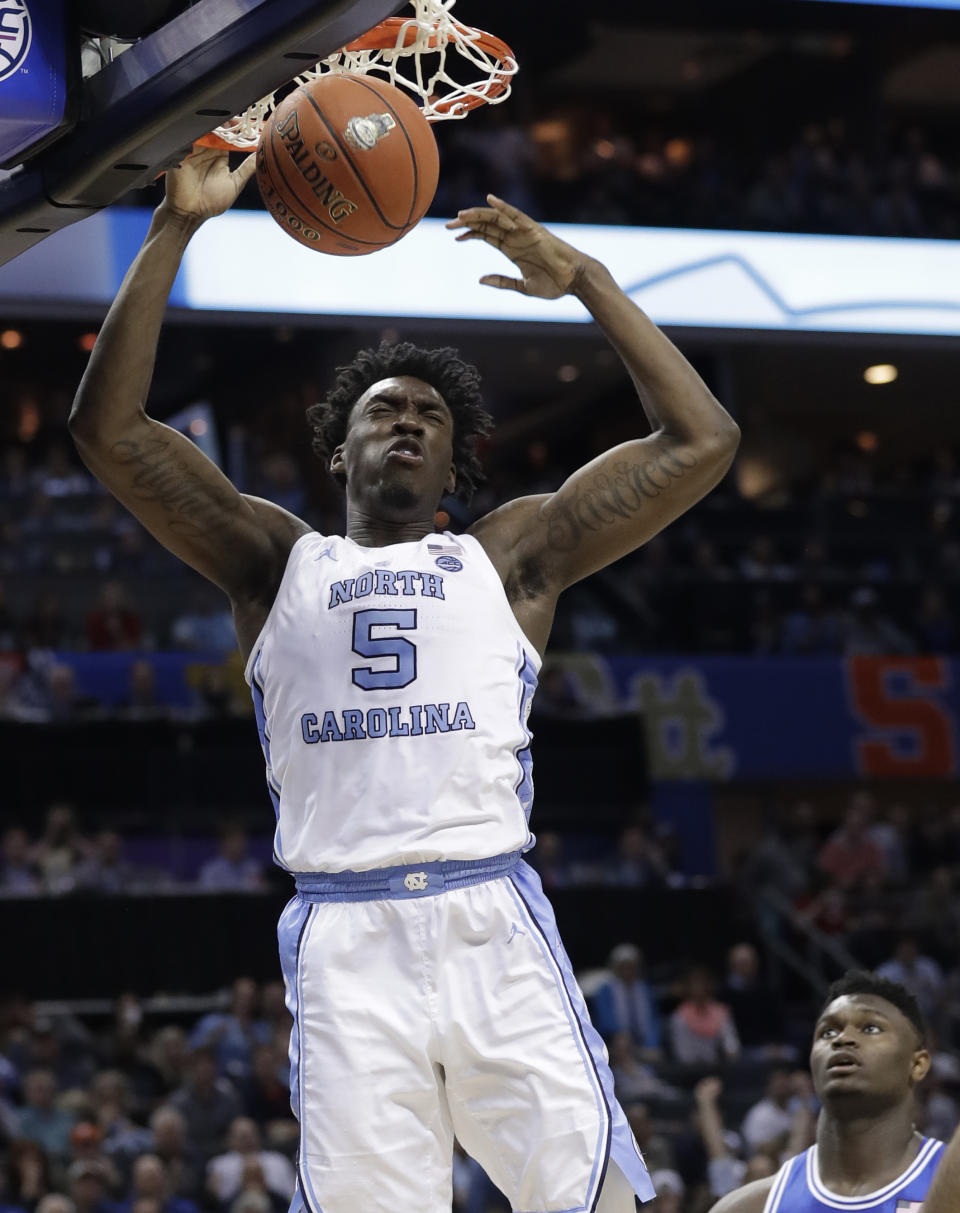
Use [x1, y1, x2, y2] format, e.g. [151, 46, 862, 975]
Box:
[351, 609, 418, 690]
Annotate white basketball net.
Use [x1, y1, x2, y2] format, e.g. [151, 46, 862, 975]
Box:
[209, 0, 518, 151]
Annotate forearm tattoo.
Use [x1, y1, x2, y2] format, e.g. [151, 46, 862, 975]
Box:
[110, 436, 240, 537]
[541, 447, 698, 553]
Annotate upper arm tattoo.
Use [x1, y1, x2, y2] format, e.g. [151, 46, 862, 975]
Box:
[110, 435, 243, 538]
[540, 447, 698, 553]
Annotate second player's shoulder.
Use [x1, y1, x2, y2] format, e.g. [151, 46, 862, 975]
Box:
[707, 1175, 778, 1213]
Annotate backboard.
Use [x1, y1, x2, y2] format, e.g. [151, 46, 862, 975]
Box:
[0, 0, 403, 268]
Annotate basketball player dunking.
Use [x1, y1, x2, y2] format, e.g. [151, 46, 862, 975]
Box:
[711, 971, 945, 1213]
[69, 148, 740, 1213]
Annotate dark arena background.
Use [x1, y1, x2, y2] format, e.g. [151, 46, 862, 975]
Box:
[1, 1, 960, 1210]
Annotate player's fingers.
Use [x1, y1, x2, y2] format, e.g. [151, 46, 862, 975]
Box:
[479, 274, 526, 293]
[487, 194, 530, 225]
[232, 153, 257, 190]
[454, 228, 505, 247]
[452, 206, 517, 231]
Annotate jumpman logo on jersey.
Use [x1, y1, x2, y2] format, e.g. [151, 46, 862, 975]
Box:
[507, 923, 525, 944]
[315, 542, 338, 562]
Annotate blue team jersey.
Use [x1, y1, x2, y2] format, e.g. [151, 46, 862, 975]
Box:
[764, 1137, 944, 1213]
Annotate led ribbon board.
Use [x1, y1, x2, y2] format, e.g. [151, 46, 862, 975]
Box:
[4, 210, 960, 336]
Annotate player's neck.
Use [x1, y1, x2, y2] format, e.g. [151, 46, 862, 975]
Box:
[816, 1106, 921, 1196]
[345, 503, 436, 547]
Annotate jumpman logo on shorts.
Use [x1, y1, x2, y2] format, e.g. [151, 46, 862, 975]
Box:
[507, 923, 525, 944]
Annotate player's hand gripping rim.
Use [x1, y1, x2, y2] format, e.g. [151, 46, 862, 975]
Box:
[446, 194, 597, 301]
[161, 147, 257, 224]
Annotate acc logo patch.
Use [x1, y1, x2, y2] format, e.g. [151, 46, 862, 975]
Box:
[0, 0, 31, 82]
[435, 556, 463, 572]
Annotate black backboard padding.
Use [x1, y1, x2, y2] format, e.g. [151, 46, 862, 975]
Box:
[0, 0, 404, 268]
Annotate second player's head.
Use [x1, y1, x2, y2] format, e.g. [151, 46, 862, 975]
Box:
[810, 969, 929, 1118]
[307, 341, 493, 520]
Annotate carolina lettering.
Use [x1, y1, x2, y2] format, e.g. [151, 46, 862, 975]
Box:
[300, 701, 475, 743]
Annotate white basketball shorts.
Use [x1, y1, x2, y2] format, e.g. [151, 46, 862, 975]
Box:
[277, 856, 655, 1213]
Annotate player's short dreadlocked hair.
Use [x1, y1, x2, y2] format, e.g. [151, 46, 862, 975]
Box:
[306, 341, 494, 503]
[821, 969, 927, 1044]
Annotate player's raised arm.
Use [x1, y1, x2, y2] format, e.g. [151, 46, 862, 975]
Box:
[69, 149, 292, 602]
[448, 196, 740, 590]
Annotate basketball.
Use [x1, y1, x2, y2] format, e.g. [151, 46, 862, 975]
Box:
[255, 73, 440, 256]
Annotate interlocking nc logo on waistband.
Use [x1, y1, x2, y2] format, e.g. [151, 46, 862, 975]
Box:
[0, 0, 31, 82]
[403, 871, 429, 892]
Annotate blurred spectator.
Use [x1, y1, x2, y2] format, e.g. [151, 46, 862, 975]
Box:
[669, 967, 740, 1066]
[13, 1014, 95, 1094]
[74, 835, 137, 896]
[740, 1069, 797, 1154]
[609, 826, 668, 888]
[876, 935, 945, 1028]
[841, 587, 914, 655]
[722, 943, 791, 1060]
[590, 944, 661, 1054]
[66, 1126, 121, 1193]
[906, 867, 960, 960]
[36, 1197, 76, 1213]
[528, 831, 571, 891]
[14, 661, 99, 726]
[65, 1161, 119, 1213]
[97, 998, 164, 1110]
[608, 1033, 682, 1103]
[143, 1109, 201, 1203]
[780, 586, 843, 655]
[119, 1156, 198, 1213]
[117, 664, 168, 724]
[693, 1076, 781, 1203]
[20, 595, 69, 652]
[170, 596, 235, 655]
[916, 587, 958, 652]
[33, 806, 88, 895]
[0, 828, 41, 896]
[168, 1050, 242, 1162]
[239, 1047, 289, 1130]
[4, 1141, 53, 1211]
[868, 804, 911, 885]
[250, 455, 305, 518]
[188, 981, 270, 1085]
[738, 809, 815, 902]
[531, 666, 590, 718]
[197, 832, 264, 895]
[85, 585, 142, 653]
[205, 1119, 295, 1207]
[623, 1103, 675, 1174]
[818, 798, 886, 891]
[647, 1169, 684, 1213]
[147, 1033, 189, 1100]
[87, 1072, 150, 1160]
[18, 1071, 75, 1158]
[34, 446, 90, 499]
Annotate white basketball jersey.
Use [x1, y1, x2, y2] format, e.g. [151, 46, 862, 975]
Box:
[243, 531, 541, 873]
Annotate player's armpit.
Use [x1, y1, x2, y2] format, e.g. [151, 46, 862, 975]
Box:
[707, 1176, 776, 1213]
[526, 426, 738, 591]
[71, 410, 284, 600]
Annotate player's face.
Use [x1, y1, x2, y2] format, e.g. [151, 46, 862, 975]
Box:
[809, 994, 930, 1113]
[334, 376, 456, 513]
